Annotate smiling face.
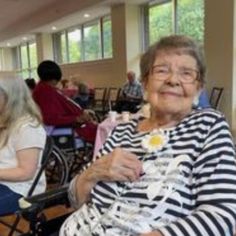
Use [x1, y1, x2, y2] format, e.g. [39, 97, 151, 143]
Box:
[144, 52, 202, 118]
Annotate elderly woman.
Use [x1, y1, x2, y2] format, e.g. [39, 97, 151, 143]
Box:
[60, 35, 236, 236]
[0, 76, 46, 215]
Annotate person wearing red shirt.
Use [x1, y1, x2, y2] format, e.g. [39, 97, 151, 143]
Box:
[33, 60, 97, 143]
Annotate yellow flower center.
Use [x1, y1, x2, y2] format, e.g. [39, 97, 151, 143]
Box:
[148, 135, 164, 147]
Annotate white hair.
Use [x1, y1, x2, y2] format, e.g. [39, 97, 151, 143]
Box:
[0, 76, 42, 147]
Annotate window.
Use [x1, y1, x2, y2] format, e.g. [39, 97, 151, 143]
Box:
[68, 28, 82, 62]
[102, 16, 112, 58]
[84, 21, 101, 61]
[53, 15, 112, 64]
[14, 40, 38, 79]
[149, 0, 173, 44]
[28, 42, 37, 78]
[177, 0, 204, 42]
[144, 0, 204, 46]
[60, 32, 67, 63]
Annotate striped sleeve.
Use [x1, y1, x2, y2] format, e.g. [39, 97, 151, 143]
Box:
[159, 116, 236, 236]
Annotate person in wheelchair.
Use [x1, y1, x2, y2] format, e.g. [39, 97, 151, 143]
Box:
[59, 35, 236, 235]
[0, 76, 46, 216]
[33, 60, 97, 143]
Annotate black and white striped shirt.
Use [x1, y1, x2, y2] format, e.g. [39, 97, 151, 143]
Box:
[61, 109, 236, 236]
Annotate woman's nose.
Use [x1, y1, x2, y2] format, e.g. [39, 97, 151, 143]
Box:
[165, 70, 181, 85]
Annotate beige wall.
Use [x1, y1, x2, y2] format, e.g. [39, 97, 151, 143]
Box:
[125, 4, 142, 73]
[205, 0, 235, 130]
[36, 33, 54, 62]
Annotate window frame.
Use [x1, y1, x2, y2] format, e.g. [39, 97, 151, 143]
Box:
[52, 14, 112, 64]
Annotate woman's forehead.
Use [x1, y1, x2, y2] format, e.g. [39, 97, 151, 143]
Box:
[154, 51, 197, 67]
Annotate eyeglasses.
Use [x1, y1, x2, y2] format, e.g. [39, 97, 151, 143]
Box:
[151, 65, 199, 84]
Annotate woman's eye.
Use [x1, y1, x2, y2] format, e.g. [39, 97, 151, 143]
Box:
[156, 69, 168, 74]
[182, 70, 192, 76]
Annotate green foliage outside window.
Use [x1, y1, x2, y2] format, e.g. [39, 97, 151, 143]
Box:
[68, 29, 81, 63]
[149, 0, 204, 45]
[29, 43, 37, 68]
[84, 22, 101, 61]
[149, 1, 172, 45]
[53, 15, 112, 64]
[20, 45, 29, 69]
[60, 33, 67, 63]
[177, 0, 204, 42]
[103, 18, 112, 58]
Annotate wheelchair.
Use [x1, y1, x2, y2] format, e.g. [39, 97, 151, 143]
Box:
[45, 125, 94, 181]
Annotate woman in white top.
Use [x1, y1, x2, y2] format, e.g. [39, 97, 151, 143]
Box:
[0, 76, 46, 216]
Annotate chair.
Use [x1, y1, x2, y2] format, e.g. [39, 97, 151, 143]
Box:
[92, 87, 107, 118]
[209, 87, 224, 109]
[17, 184, 70, 236]
[106, 87, 121, 111]
[0, 136, 69, 235]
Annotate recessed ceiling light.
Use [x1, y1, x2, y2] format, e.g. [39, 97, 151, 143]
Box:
[22, 37, 27, 41]
[84, 13, 90, 18]
[7, 42, 11, 47]
[52, 26, 57, 31]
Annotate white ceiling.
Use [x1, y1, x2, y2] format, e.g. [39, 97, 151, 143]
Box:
[0, 0, 148, 47]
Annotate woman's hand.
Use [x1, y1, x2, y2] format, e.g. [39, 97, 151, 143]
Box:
[73, 147, 143, 207]
[76, 110, 96, 124]
[87, 147, 143, 183]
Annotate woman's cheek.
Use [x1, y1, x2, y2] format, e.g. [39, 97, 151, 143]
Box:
[147, 90, 158, 104]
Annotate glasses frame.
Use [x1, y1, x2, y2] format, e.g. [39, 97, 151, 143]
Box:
[151, 65, 200, 84]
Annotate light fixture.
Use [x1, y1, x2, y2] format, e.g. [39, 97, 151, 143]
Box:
[22, 37, 27, 41]
[7, 42, 11, 47]
[84, 13, 90, 18]
[52, 26, 57, 31]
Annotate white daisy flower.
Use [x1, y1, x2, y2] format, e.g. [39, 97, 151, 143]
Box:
[142, 129, 169, 153]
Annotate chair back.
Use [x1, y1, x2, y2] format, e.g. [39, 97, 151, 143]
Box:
[107, 87, 121, 109]
[92, 87, 107, 117]
[209, 87, 223, 109]
[94, 87, 107, 102]
[27, 136, 54, 197]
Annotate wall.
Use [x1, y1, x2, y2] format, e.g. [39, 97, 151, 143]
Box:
[205, 0, 235, 131]
[36, 33, 54, 62]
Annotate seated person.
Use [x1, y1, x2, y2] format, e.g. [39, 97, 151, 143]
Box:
[74, 82, 90, 109]
[60, 78, 78, 98]
[33, 60, 97, 143]
[60, 35, 236, 236]
[0, 76, 46, 216]
[115, 71, 144, 113]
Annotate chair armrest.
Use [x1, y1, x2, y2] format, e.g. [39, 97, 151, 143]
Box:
[19, 184, 69, 212]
